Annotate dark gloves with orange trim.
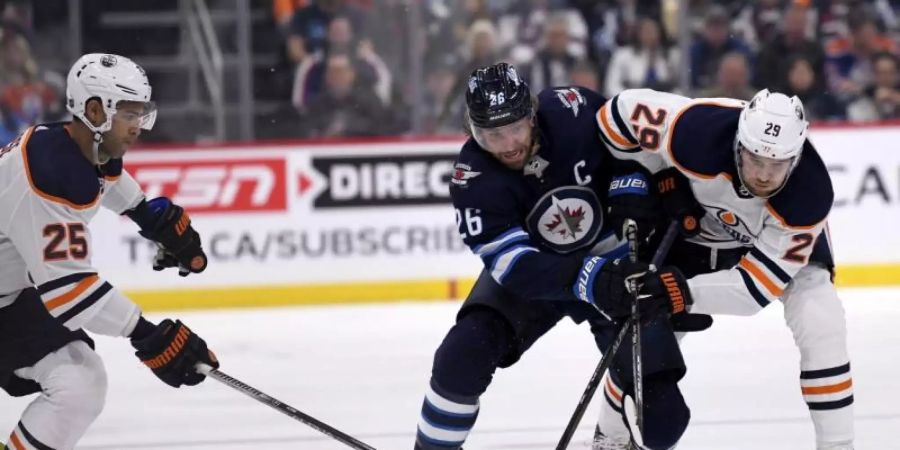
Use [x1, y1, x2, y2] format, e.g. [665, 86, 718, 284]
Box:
[125, 197, 208, 276]
[574, 257, 712, 331]
[130, 317, 219, 388]
[653, 168, 706, 238]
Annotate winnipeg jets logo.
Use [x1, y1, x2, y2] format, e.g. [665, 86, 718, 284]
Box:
[527, 186, 603, 253]
[545, 196, 586, 239]
[555, 88, 586, 117]
[451, 162, 481, 188]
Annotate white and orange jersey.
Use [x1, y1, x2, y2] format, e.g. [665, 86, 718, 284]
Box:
[597, 89, 835, 314]
[0, 123, 145, 336]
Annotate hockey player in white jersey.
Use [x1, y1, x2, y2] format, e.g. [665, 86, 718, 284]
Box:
[592, 88, 853, 449]
[0, 53, 219, 450]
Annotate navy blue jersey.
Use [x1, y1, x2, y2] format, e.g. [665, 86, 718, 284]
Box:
[450, 87, 629, 303]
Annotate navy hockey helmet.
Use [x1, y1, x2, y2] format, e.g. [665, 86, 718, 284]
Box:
[465, 62, 532, 129]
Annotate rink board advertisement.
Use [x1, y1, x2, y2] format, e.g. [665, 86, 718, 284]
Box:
[89, 126, 900, 310]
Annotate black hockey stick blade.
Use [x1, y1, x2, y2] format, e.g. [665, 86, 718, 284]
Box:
[196, 363, 376, 450]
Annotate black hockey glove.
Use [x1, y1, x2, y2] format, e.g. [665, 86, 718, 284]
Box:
[130, 318, 219, 388]
[606, 171, 662, 242]
[574, 257, 711, 330]
[125, 198, 208, 276]
[654, 168, 705, 238]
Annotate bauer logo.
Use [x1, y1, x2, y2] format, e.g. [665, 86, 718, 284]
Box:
[128, 158, 288, 213]
[310, 154, 456, 208]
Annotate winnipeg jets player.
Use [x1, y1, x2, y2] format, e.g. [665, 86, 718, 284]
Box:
[0, 54, 218, 450]
[414, 63, 708, 450]
[594, 88, 853, 449]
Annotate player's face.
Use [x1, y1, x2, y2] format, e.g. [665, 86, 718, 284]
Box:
[738, 148, 794, 197]
[103, 101, 155, 158]
[473, 116, 534, 169]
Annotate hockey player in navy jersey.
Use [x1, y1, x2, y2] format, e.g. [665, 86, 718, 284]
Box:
[414, 63, 710, 450]
[0, 54, 219, 450]
[594, 88, 854, 449]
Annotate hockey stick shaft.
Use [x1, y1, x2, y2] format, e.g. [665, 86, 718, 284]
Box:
[555, 221, 679, 450]
[624, 219, 644, 438]
[196, 364, 376, 450]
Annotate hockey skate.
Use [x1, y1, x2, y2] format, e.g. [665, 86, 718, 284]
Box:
[592, 425, 634, 450]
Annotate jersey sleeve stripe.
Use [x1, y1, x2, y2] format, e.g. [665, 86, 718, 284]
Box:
[609, 95, 639, 145]
[473, 227, 529, 257]
[597, 104, 639, 151]
[737, 267, 773, 308]
[738, 258, 784, 297]
[749, 247, 792, 284]
[43, 274, 99, 310]
[490, 245, 539, 284]
[37, 271, 97, 294]
[56, 281, 113, 324]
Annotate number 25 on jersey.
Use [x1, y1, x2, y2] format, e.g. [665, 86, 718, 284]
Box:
[43, 223, 88, 261]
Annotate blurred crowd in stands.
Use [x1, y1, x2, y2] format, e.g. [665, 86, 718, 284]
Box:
[1, 0, 898, 143]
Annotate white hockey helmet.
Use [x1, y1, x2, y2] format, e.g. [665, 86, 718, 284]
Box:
[66, 54, 156, 161]
[735, 89, 809, 196]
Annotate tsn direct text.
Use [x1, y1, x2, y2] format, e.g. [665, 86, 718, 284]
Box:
[127, 158, 288, 213]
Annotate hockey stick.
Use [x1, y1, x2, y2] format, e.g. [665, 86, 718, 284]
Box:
[555, 221, 679, 450]
[195, 363, 376, 450]
[624, 219, 645, 440]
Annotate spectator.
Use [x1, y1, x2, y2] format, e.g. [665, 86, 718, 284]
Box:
[689, 5, 753, 90]
[825, 11, 898, 105]
[523, 13, 583, 93]
[755, 4, 825, 92]
[499, 0, 587, 65]
[848, 52, 900, 122]
[299, 53, 389, 138]
[570, 59, 601, 93]
[699, 52, 755, 100]
[292, 15, 391, 110]
[285, 0, 363, 65]
[732, 0, 785, 51]
[273, 0, 309, 31]
[0, 30, 60, 127]
[422, 53, 464, 134]
[783, 55, 841, 120]
[604, 16, 677, 97]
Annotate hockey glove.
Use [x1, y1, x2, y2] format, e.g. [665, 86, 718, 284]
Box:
[606, 171, 661, 242]
[130, 318, 219, 388]
[654, 168, 705, 238]
[125, 198, 207, 276]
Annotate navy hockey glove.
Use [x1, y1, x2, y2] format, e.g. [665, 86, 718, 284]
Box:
[606, 171, 661, 242]
[573, 256, 655, 319]
[125, 198, 207, 276]
[654, 168, 705, 238]
[130, 318, 219, 388]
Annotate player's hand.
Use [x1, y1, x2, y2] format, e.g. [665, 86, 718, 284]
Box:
[130, 319, 219, 388]
[574, 256, 652, 319]
[606, 171, 661, 242]
[134, 198, 208, 276]
[0, 374, 42, 397]
[654, 168, 705, 237]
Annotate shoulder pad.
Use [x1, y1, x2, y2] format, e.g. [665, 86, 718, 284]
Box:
[23, 124, 101, 209]
[767, 142, 833, 228]
[669, 103, 742, 179]
[100, 158, 124, 180]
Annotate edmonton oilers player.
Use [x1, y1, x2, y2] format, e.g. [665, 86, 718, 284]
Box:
[595, 88, 854, 449]
[414, 63, 709, 450]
